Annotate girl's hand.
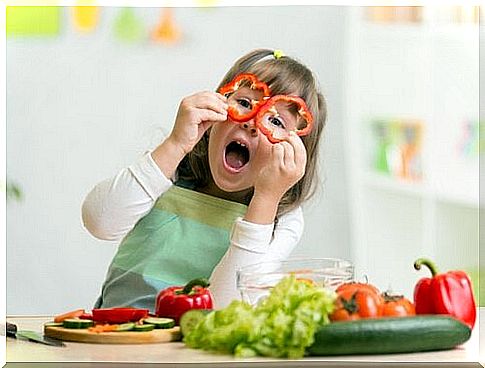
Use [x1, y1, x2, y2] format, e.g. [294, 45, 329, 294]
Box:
[168, 91, 228, 155]
[254, 132, 307, 201]
[243, 133, 307, 225]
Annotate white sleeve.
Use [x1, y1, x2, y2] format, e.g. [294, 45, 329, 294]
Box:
[81, 152, 173, 241]
[209, 206, 304, 308]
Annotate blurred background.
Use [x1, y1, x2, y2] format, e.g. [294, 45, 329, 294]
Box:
[6, 5, 481, 314]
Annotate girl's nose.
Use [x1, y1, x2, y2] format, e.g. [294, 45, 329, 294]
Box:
[241, 121, 258, 137]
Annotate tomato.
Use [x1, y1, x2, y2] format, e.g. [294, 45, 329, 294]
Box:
[330, 288, 384, 321]
[336, 282, 382, 297]
[330, 282, 385, 321]
[329, 308, 360, 322]
[381, 293, 416, 317]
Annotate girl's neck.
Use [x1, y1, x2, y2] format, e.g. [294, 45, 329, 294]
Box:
[197, 180, 253, 205]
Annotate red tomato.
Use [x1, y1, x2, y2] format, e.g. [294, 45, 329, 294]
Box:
[330, 281, 385, 321]
[330, 288, 384, 321]
[381, 293, 416, 317]
[336, 282, 382, 298]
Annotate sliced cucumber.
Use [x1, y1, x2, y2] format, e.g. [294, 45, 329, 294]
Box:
[63, 318, 94, 329]
[133, 323, 154, 332]
[116, 322, 135, 332]
[44, 322, 64, 328]
[143, 317, 175, 329]
[179, 309, 212, 337]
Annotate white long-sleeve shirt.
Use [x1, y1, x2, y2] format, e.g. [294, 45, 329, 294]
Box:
[82, 152, 304, 308]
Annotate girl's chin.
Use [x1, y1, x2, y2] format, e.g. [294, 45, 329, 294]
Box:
[212, 174, 252, 194]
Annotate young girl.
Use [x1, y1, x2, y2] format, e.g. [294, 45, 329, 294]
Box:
[82, 49, 327, 310]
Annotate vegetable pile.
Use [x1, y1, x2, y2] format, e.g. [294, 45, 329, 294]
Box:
[329, 282, 415, 321]
[48, 307, 175, 333]
[183, 275, 336, 358]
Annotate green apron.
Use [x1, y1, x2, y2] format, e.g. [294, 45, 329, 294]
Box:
[94, 184, 247, 312]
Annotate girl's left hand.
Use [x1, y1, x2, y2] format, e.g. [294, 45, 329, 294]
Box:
[254, 132, 307, 202]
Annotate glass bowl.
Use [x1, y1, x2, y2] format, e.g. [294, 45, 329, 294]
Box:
[236, 258, 354, 305]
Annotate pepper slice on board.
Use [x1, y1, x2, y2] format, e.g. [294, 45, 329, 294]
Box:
[91, 307, 149, 324]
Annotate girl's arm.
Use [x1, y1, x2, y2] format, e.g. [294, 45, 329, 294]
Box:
[83, 91, 227, 241]
[81, 151, 173, 241]
[208, 206, 304, 308]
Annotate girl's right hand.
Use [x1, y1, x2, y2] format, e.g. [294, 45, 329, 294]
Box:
[168, 91, 228, 155]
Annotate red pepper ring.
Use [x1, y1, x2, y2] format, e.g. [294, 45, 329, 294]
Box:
[255, 95, 314, 143]
[218, 73, 271, 123]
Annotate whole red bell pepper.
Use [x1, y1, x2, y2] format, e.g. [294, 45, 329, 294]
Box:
[155, 278, 213, 324]
[413, 258, 476, 329]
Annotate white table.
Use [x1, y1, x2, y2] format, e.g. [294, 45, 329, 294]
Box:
[6, 310, 484, 367]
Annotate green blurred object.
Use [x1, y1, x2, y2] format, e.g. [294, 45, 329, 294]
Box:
[113, 8, 145, 42]
[466, 268, 482, 306]
[5, 180, 23, 202]
[466, 268, 483, 307]
[7, 6, 61, 36]
[373, 121, 390, 174]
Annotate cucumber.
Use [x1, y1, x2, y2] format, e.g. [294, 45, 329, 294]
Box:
[143, 317, 175, 329]
[179, 309, 212, 337]
[116, 322, 135, 332]
[44, 322, 64, 328]
[307, 316, 472, 356]
[133, 323, 154, 332]
[63, 318, 94, 329]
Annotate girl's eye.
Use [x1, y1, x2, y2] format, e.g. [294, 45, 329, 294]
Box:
[269, 116, 286, 129]
[237, 99, 252, 110]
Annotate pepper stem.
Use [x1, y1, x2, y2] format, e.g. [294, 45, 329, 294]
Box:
[180, 278, 210, 295]
[414, 258, 439, 277]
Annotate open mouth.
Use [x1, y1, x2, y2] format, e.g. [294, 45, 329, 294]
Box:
[224, 140, 250, 172]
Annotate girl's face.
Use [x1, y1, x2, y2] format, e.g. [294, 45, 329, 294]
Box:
[208, 86, 301, 193]
[208, 87, 274, 193]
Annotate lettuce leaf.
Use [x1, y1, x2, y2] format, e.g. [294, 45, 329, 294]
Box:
[184, 275, 336, 358]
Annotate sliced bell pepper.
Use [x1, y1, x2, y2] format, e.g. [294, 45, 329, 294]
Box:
[155, 278, 213, 324]
[413, 258, 476, 329]
[218, 73, 271, 123]
[255, 95, 314, 143]
[91, 307, 149, 324]
[53, 308, 85, 323]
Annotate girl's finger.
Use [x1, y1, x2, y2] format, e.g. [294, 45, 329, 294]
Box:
[197, 108, 227, 124]
[279, 141, 295, 167]
[272, 143, 285, 168]
[215, 92, 228, 103]
[194, 94, 228, 115]
[287, 132, 307, 166]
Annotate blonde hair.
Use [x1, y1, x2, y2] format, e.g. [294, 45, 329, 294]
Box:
[177, 49, 327, 216]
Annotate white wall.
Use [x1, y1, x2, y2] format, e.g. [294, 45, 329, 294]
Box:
[6, 6, 351, 314]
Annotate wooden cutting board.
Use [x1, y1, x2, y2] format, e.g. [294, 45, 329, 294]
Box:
[44, 325, 181, 344]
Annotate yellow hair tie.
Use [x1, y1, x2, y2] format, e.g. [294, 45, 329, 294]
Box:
[273, 50, 284, 59]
